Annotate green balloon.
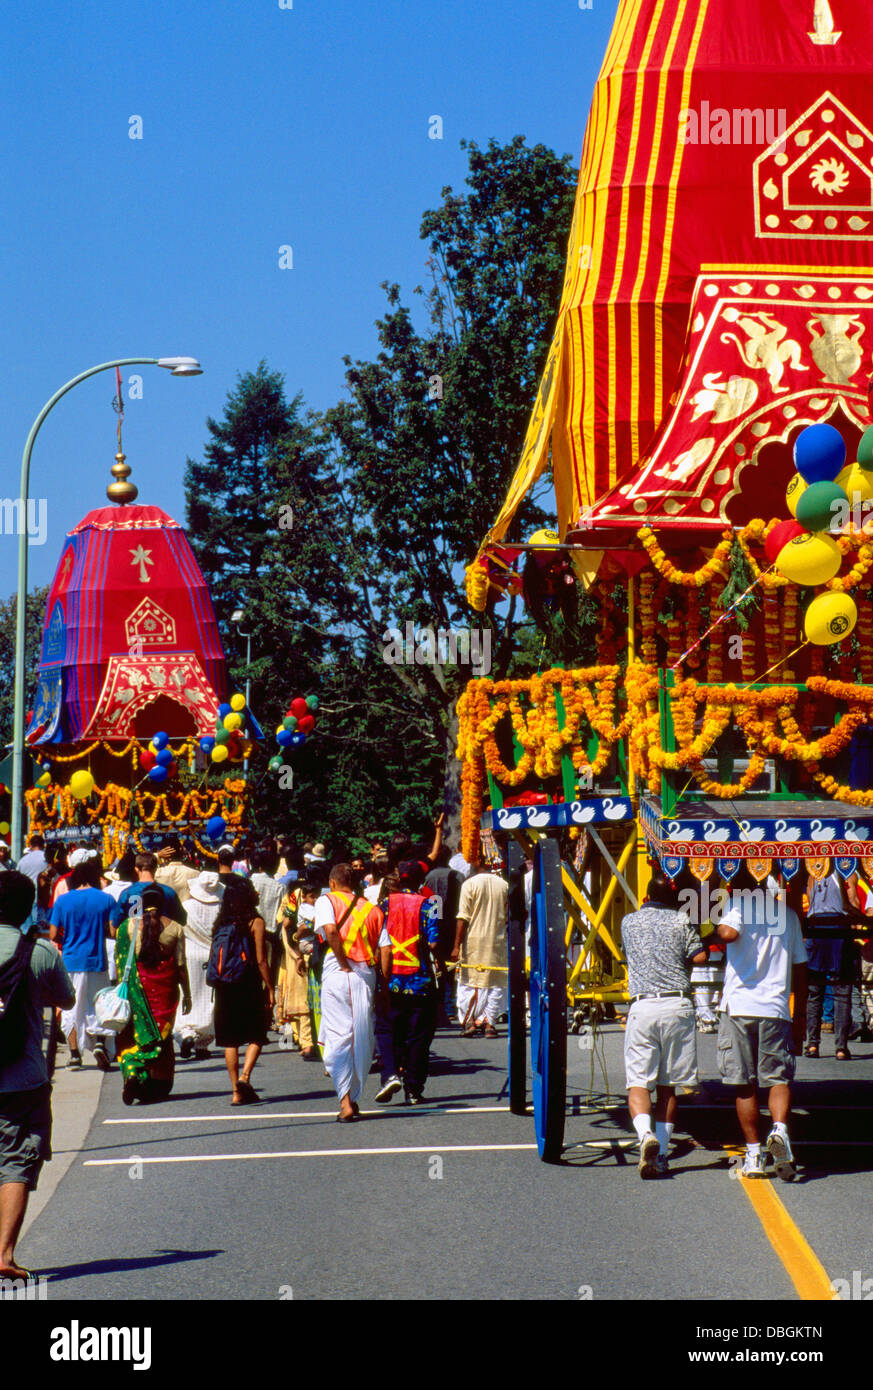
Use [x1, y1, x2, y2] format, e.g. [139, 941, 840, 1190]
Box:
[269, 755, 283, 771]
[306, 695, 319, 711]
[215, 725, 231, 744]
[858, 425, 873, 468]
[283, 716, 297, 730]
[795, 480, 847, 534]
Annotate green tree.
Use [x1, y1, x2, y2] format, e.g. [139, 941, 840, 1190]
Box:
[0, 586, 49, 745]
[186, 138, 578, 847]
[307, 136, 577, 837]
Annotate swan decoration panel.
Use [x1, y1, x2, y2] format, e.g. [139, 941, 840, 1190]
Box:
[493, 797, 634, 831]
[639, 796, 873, 859]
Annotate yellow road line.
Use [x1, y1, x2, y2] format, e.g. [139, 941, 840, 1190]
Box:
[729, 1152, 837, 1301]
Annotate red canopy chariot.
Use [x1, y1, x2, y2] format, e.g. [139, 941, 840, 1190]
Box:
[458, 0, 873, 1160]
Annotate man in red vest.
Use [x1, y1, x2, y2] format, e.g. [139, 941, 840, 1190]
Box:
[374, 861, 441, 1106]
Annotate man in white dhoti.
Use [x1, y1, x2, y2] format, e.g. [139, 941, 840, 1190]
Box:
[451, 859, 508, 1038]
[314, 864, 384, 1122]
[175, 871, 223, 1059]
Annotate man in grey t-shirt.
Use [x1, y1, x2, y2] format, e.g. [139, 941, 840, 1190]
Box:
[621, 874, 706, 1178]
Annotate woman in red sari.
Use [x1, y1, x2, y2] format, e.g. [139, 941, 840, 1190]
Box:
[116, 886, 191, 1106]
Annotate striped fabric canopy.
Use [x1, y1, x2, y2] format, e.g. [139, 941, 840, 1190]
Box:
[479, 0, 873, 548]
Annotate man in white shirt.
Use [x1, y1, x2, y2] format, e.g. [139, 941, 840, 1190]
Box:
[16, 837, 47, 885]
[716, 869, 807, 1181]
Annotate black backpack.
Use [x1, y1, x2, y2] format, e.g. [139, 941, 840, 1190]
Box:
[0, 934, 36, 1059]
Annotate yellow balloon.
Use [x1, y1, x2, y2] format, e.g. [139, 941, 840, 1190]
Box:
[0, 822, 9, 835]
[69, 769, 95, 801]
[786, 473, 807, 517]
[211, 744, 229, 763]
[775, 532, 842, 586]
[230, 693, 246, 712]
[36, 772, 51, 788]
[223, 712, 242, 731]
[527, 527, 560, 548]
[835, 463, 873, 511]
[804, 592, 858, 646]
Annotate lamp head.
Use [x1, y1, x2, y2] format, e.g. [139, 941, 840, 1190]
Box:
[157, 356, 203, 376]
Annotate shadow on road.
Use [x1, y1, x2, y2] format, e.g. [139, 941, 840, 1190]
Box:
[39, 1249, 224, 1283]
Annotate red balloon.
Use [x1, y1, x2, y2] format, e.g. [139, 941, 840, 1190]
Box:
[290, 697, 308, 719]
[764, 519, 804, 566]
[298, 714, 315, 733]
[140, 750, 157, 771]
[168, 761, 178, 778]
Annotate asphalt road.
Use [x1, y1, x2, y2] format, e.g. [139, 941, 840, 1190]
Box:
[17, 1021, 873, 1301]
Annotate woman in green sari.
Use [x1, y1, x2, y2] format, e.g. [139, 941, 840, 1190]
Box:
[116, 886, 191, 1106]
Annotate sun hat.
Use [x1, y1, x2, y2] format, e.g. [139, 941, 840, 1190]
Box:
[69, 847, 97, 867]
[188, 870, 223, 905]
[309, 843, 327, 861]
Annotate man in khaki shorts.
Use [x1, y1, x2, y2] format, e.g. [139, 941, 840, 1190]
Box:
[621, 874, 707, 1178]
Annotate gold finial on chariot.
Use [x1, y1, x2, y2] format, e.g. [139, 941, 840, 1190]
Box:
[107, 451, 139, 505]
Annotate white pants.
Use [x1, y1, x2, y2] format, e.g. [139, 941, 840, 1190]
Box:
[61, 971, 111, 1052]
[174, 935, 215, 1045]
[319, 962, 375, 1104]
[457, 982, 506, 1027]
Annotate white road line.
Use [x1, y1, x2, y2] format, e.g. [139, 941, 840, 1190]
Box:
[102, 1104, 515, 1125]
[84, 1142, 539, 1166]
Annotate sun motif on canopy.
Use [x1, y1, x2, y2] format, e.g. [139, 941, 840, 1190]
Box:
[810, 156, 851, 195]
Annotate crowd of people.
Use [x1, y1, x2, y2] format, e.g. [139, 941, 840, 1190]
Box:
[1, 821, 515, 1280]
[3, 819, 873, 1278]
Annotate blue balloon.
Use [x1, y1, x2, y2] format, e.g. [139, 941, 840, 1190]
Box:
[218, 702, 232, 718]
[152, 730, 169, 750]
[276, 729, 294, 747]
[148, 765, 168, 783]
[290, 732, 306, 747]
[206, 815, 226, 841]
[794, 424, 845, 485]
[199, 737, 215, 753]
[156, 748, 173, 766]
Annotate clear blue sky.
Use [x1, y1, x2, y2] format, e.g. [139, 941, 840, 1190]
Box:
[0, 0, 618, 595]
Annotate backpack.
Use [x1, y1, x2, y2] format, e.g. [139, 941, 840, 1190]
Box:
[206, 921, 251, 986]
[0, 933, 36, 1059]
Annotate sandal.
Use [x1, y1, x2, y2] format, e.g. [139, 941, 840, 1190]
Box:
[484, 1024, 499, 1039]
[836, 1048, 852, 1061]
[336, 1111, 358, 1123]
[804, 1044, 819, 1058]
[237, 1080, 258, 1103]
[231, 1090, 244, 1105]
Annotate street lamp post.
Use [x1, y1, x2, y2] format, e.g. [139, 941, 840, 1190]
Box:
[231, 610, 252, 774]
[10, 356, 202, 861]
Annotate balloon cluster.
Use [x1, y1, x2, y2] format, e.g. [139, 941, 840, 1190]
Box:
[269, 694, 319, 775]
[767, 423, 871, 646]
[199, 693, 247, 766]
[139, 730, 179, 784]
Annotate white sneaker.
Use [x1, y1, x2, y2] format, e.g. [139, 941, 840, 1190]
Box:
[765, 1127, 797, 1182]
[638, 1131, 660, 1179]
[741, 1148, 768, 1179]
